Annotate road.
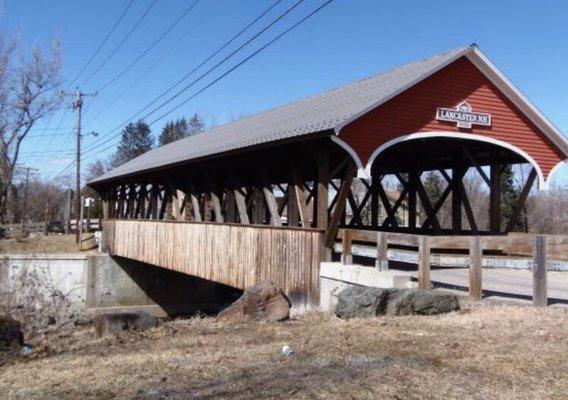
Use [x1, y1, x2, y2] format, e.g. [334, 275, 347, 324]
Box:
[396, 267, 568, 304]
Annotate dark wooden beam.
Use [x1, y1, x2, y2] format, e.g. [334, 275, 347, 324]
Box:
[377, 180, 399, 228]
[489, 163, 502, 234]
[252, 188, 265, 224]
[505, 168, 537, 233]
[316, 150, 330, 229]
[234, 188, 249, 224]
[461, 145, 490, 185]
[287, 182, 299, 227]
[407, 171, 418, 231]
[210, 191, 224, 223]
[262, 184, 282, 226]
[293, 170, 311, 228]
[325, 163, 356, 248]
[451, 166, 466, 233]
[415, 174, 441, 232]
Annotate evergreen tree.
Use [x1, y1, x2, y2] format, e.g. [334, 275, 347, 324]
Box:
[111, 120, 154, 168]
[423, 171, 442, 205]
[500, 164, 524, 231]
[158, 118, 189, 146]
[187, 113, 205, 135]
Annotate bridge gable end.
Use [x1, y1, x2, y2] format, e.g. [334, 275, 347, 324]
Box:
[338, 56, 566, 180]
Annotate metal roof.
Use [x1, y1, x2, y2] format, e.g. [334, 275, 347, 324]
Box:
[91, 44, 568, 184]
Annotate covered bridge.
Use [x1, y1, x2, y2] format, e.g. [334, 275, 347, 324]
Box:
[90, 44, 568, 307]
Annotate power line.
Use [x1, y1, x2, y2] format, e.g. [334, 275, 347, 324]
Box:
[50, 0, 336, 182]
[80, 0, 159, 86]
[95, 0, 283, 122]
[50, 160, 76, 183]
[84, 0, 304, 153]
[86, 0, 336, 160]
[147, 0, 336, 126]
[70, 0, 135, 84]
[96, 0, 201, 92]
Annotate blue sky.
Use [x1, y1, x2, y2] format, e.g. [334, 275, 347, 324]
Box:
[2, 0, 568, 184]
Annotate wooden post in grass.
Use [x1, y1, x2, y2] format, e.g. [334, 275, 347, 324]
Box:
[341, 230, 353, 264]
[469, 236, 483, 300]
[532, 235, 547, 307]
[418, 235, 431, 289]
[375, 231, 388, 271]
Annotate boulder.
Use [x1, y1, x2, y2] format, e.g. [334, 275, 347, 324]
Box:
[217, 280, 290, 322]
[335, 286, 393, 319]
[387, 289, 460, 316]
[335, 288, 459, 319]
[0, 316, 23, 353]
[93, 311, 158, 338]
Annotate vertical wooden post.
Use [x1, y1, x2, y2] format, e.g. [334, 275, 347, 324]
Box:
[102, 189, 109, 220]
[341, 230, 353, 264]
[418, 235, 431, 289]
[325, 163, 356, 248]
[408, 170, 418, 231]
[294, 170, 310, 228]
[532, 235, 547, 307]
[451, 166, 464, 234]
[287, 183, 299, 227]
[375, 231, 388, 271]
[316, 150, 330, 260]
[190, 193, 202, 222]
[225, 190, 236, 222]
[489, 164, 502, 234]
[469, 236, 483, 300]
[252, 188, 264, 224]
[151, 186, 159, 220]
[316, 150, 329, 229]
[210, 191, 224, 223]
[370, 173, 379, 228]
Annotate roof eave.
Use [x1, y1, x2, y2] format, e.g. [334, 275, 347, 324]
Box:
[333, 44, 568, 159]
[466, 47, 568, 158]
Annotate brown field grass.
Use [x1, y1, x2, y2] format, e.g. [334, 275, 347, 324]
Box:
[0, 234, 96, 254]
[1, 300, 567, 399]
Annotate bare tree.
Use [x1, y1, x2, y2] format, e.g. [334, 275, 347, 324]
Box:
[527, 183, 568, 234]
[0, 33, 62, 222]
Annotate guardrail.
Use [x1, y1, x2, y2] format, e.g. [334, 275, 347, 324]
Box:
[0, 222, 48, 237]
[338, 229, 560, 307]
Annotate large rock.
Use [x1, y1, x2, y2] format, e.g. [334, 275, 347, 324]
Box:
[335, 286, 393, 318]
[335, 287, 459, 319]
[93, 311, 158, 338]
[0, 316, 23, 353]
[387, 289, 460, 316]
[217, 280, 290, 322]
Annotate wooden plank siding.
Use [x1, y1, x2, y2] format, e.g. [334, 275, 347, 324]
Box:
[102, 220, 324, 307]
[339, 57, 565, 178]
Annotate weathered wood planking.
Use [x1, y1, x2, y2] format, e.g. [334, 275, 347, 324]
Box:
[103, 220, 324, 306]
[338, 229, 568, 260]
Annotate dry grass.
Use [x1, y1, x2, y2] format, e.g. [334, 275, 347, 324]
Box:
[1, 301, 567, 399]
[0, 234, 96, 254]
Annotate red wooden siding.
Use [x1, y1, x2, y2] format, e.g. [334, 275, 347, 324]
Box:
[339, 57, 565, 178]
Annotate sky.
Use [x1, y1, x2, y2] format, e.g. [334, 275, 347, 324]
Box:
[2, 0, 568, 185]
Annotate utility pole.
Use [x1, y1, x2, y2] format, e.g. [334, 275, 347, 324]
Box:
[63, 88, 97, 245]
[18, 166, 38, 233]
